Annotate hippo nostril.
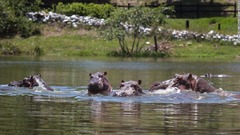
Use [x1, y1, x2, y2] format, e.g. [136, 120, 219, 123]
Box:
[121, 92, 126, 97]
[132, 91, 136, 95]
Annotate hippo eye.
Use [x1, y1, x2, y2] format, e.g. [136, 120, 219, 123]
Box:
[131, 84, 136, 87]
[120, 84, 125, 88]
[121, 92, 126, 96]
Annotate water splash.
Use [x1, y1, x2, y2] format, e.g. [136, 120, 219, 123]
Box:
[0, 85, 239, 104]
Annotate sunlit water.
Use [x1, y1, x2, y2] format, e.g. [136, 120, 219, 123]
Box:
[0, 56, 240, 134]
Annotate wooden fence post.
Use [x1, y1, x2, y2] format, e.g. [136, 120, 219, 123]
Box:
[154, 36, 158, 52]
[234, 2, 237, 17]
[186, 20, 189, 29]
[218, 23, 221, 31]
[128, 3, 130, 9]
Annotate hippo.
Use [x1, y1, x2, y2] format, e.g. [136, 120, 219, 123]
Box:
[8, 74, 54, 91]
[174, 73, 215, 93]
[113, 80, 144, 97]
[149, 74, 191, 91]
[8, 76, 32, 87]
[88, 72, 112, 95]
[200, 73, 232, 78]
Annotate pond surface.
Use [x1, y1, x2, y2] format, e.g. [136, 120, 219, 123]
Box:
[0, 56, 240, 134]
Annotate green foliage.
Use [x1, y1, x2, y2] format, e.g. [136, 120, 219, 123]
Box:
[100, 6, 166, 57]
[55, 2, 115, 19]
[19, 17, 41, 38]
[0, 0, 42, 38]
[0, 41, 21, 55]
[33, 46, 43, 56]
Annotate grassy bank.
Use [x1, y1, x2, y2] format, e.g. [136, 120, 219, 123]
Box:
[0, 24, 118, 56]
[164, 17, 237, 35]
[171, 40, 240, 59]
[0, 17, 240, 59]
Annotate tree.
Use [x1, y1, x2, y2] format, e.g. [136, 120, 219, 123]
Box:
[100, 6, 167, 56]
[0, 0, 42, 38]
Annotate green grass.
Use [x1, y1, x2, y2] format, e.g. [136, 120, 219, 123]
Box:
[10, 35, 118, 56]
[171, 40, 240, 59]
[164, 17, 237, 35]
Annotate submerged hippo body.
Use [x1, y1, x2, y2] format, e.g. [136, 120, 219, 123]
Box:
[148, 74, 192, 91]
[88, 72, 112, 95]
[149, 78, 175, 91]
[174, 73, 215, 93]
[113, 80, 144, 97]
[8, 74, 53, 91]
[200, 73, 232, 78]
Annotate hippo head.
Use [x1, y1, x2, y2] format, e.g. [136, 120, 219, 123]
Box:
[88, 72, 111, 94]
[173, 73, 197, 90]
[113, 80, 144, 97]
[9, 75, 33, 87]
[31, 74, 54, 91]
[21, 76, 34, 87]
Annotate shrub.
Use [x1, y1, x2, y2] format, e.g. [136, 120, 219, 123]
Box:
[100, 6, 166, 57]
[33, 46, 43, 56]
[19, 17, 41, 38]
[0, 41, 21, 55]
[0, 0, 42, 38]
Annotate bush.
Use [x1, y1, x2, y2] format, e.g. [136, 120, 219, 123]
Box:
[100, 6, 166, 57]
[0, 41, 21, 55]
[0, 0, 42, 38]
[19, 17, 41, 38]
[55, 2, 115, 19]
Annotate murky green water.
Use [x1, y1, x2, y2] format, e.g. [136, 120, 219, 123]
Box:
[0, 56, 240, 134]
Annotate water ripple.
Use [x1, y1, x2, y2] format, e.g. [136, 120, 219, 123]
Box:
[0, 85, 239, 104]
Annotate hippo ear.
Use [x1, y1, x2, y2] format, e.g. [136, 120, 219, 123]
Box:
[30, 76, 34, 80]
[187, 73, 193, 80]
[104, 72, 107, 76]
[121, 80, 124, 83]
[89, 73, 92, 77]
[138, 80, 142, 85]
[174, 74, 179, 78]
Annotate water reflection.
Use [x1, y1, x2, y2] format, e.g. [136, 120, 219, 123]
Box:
[158, 104, 199, 128]
[0, 93, 240, 134]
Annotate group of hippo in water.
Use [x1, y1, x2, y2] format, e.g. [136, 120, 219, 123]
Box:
[7, 72, 232, 97]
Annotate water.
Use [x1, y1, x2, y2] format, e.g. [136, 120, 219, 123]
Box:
[0, 56, 240, 134]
